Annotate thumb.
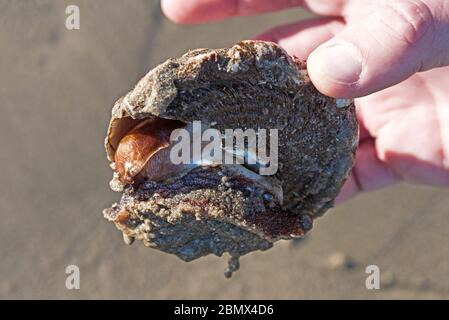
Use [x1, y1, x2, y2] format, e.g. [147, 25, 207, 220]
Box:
[307, 0, 449, 98]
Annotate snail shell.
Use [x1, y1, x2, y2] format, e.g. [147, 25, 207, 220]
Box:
[103, 40, 358, 269]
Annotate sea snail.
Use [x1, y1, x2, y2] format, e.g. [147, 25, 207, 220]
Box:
[103, 40, 358, 277]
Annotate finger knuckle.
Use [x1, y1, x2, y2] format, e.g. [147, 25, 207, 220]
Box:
[381, 0, 435, 45]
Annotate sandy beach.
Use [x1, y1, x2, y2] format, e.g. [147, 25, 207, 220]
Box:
[1, 0, 449, 299]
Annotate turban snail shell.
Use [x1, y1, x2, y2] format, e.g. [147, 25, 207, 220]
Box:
[103, 40, 358, 277]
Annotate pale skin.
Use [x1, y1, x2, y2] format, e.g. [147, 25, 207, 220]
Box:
[161, 0, 449, 203]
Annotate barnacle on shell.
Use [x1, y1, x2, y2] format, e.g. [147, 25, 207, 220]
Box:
[103, 40, 358, 277]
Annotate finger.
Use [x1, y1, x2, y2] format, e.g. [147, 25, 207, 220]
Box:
[255, 17, 345, 59]
[160, 0, 346, 24]
[356, 72, 449, 187]
[335, 138, 398, 205]
[351, 101, 372, 144]
[307, 0, 449, 98]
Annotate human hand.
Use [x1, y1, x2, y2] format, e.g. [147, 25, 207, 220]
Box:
[161, 0, 449, 203]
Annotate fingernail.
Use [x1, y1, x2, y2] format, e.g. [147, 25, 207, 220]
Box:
[309, 43, 363, 84]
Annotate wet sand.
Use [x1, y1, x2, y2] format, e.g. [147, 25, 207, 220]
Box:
[1, 0, 449, 299]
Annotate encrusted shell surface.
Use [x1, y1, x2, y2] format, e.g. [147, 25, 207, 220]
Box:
[103, 40, 358, 267]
